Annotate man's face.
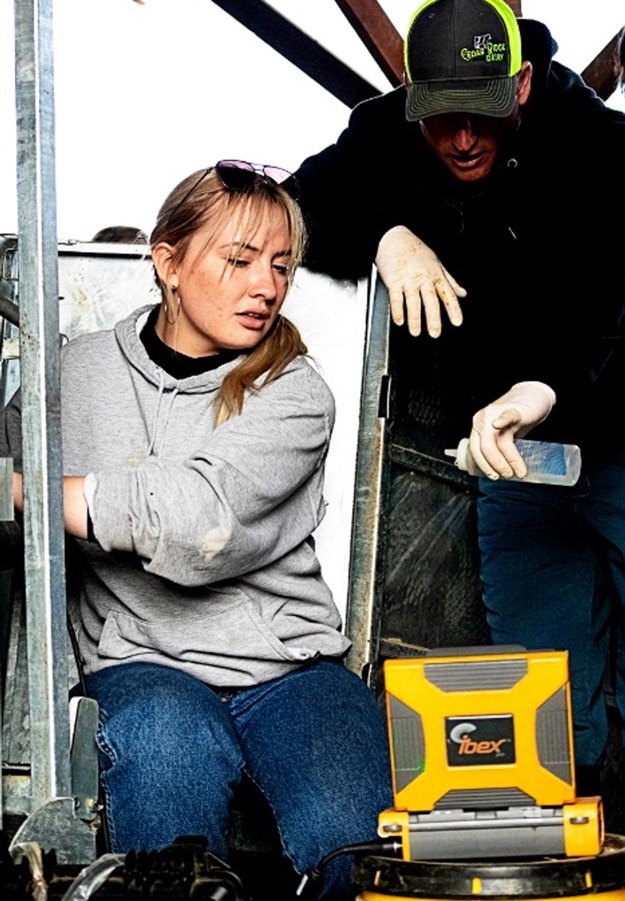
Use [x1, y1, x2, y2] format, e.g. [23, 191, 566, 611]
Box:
[418, 62, 532, 182]
[419, 109, 519, 181]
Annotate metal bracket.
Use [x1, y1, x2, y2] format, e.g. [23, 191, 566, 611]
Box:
[9, 796, 97, 866]
[70, 696, 100, 825]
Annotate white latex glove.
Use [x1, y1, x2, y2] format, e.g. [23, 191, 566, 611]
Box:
[469, 381, 556, 480]
[375, 225, 467, 338]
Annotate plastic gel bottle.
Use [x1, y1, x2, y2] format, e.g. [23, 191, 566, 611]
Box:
[445, 437, 582, 487]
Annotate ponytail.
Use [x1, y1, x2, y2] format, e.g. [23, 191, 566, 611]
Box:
[215, 315, 307, 425]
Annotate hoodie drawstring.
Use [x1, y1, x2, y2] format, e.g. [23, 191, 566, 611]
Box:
[147, 372, 180, 457]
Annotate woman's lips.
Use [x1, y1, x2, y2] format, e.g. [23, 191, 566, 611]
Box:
[236, 311, 270, 329]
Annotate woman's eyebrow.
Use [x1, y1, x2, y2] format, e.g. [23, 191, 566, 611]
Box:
[218, 240, 261, 253]
[219, 241, 292, 257]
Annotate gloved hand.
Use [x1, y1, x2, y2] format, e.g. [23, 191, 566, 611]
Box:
[375, 225, 467, 338]
[469, 381, 556, 479]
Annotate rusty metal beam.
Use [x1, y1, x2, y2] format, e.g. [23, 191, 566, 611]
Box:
[334, 0, 404, 87]
[582, 31, 624, 101]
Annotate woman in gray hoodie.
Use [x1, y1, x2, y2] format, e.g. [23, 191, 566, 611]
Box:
[7, 161, 392, 899]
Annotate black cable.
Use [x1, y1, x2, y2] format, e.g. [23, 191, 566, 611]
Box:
[295, 838, 402, 899]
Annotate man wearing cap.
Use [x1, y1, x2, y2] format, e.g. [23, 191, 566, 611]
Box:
[293, 0, 625, 802]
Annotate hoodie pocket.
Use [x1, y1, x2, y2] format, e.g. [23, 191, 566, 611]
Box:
[97, 593, 314, 667]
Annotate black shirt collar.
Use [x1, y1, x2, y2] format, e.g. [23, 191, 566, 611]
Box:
[140, 305, 241, 378]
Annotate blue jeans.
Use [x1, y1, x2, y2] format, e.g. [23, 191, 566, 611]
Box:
[477, 448, 625, 768]
[85, 658, 392, 900]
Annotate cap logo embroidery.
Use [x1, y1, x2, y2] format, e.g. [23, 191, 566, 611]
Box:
[460, 35, 506, 62]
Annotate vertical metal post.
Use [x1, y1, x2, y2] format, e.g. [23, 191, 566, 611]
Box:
[345, 272, 390, 678]
[14, 0, 71, 807]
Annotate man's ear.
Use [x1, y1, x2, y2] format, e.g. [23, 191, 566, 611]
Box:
[152, 242, 176, 287]
[517, 60, 533, 107]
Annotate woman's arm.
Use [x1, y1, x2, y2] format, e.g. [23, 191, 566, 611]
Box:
[13, 471, 88, 539]
[86, 365, 335, 587]
[61, 476, 88, 539]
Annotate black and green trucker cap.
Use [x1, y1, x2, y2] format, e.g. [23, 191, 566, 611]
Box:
[405, 0, 522, 121]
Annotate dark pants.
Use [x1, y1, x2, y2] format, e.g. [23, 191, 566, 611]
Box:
[478, 448, 625, 769]
[478, 451, 625, 767]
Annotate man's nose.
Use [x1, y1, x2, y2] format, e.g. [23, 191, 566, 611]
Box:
[452, 116, 478, 149]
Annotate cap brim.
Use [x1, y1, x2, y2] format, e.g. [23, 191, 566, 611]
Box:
[406, 76, 517, 121]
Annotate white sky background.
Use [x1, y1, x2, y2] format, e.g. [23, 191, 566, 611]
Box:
[0, 0, 623, 241]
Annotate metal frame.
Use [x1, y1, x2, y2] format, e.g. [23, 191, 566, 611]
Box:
[13, 0, 69, 811]
[346, 271, 391, 680]
[3, 0, 97, 866]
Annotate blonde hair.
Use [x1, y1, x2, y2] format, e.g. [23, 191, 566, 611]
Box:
[150, 167, 307, 423]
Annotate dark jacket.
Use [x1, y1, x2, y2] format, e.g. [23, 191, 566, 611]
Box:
[294, 20, 625, 453]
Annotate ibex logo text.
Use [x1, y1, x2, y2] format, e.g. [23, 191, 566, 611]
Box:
[450, 722, 507, 755]
[446, 716, 515, 766]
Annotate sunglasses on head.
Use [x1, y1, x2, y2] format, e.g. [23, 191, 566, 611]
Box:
[216, 159, 297, 195]
[171, 160, 299, 220]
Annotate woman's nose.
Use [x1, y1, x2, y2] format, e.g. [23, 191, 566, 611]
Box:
[250, 263, 278, 300]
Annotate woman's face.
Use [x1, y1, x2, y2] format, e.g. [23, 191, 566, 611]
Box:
[156, 205, 292, 357]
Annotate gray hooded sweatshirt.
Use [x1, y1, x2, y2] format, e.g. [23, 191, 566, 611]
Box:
[4, 306, 351, 686]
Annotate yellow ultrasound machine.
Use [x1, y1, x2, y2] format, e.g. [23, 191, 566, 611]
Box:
[378, 646, 603, 861]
